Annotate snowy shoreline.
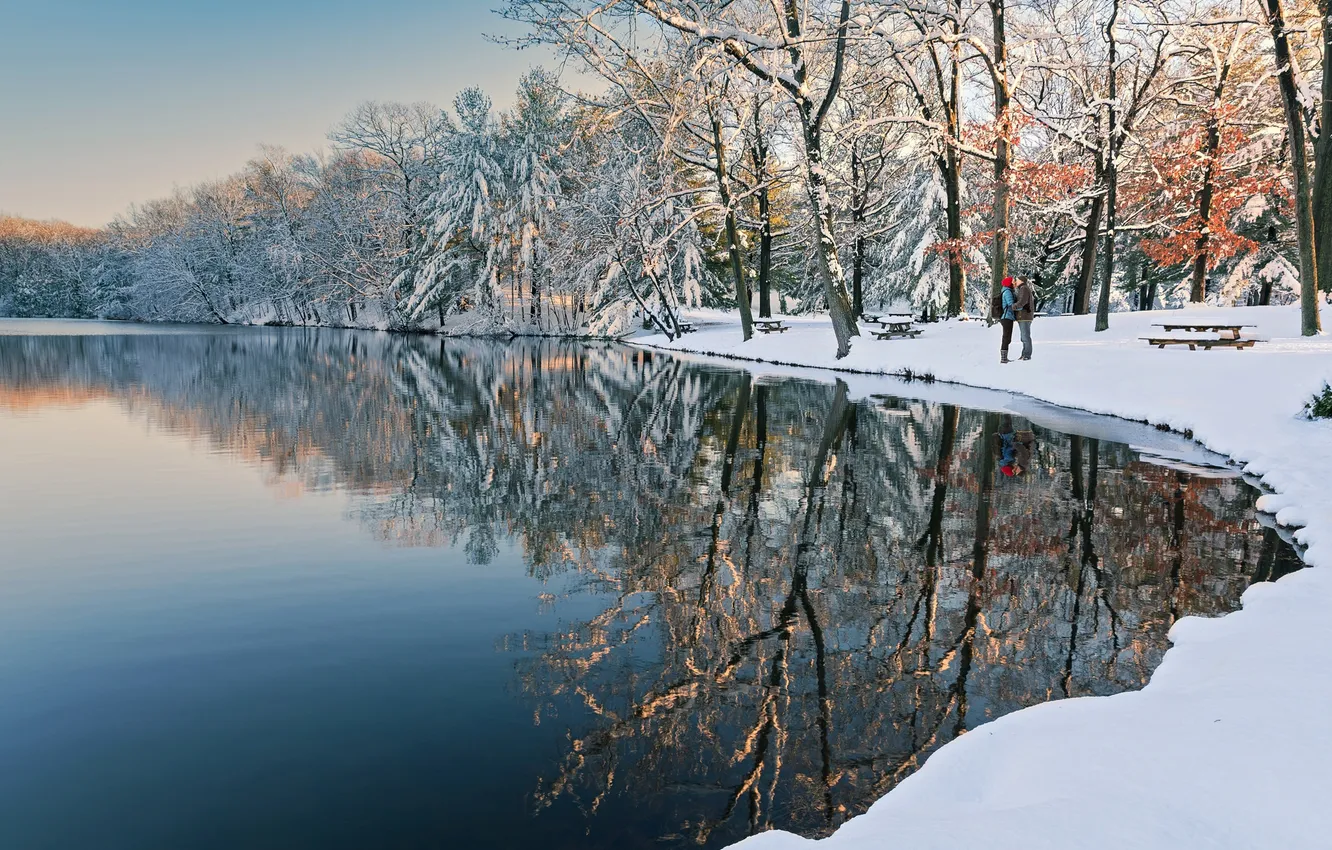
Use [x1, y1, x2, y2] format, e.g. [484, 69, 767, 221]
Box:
[633, 304, 1332, 850]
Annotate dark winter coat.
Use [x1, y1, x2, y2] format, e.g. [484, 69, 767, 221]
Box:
[1013, 281, 1035, 322]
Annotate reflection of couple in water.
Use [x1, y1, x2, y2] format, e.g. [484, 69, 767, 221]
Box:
[996, 415, 1035, 478]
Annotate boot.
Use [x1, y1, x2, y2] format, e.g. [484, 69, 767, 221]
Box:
[1000, 349, 1009, 364]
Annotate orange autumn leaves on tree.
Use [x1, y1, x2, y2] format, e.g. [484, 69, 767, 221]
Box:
[928, 108, 1092, 274]
[1135, 112, 1284, 270]
[970, 109, 1093, 218]
[1010, 160, 1093, 211]
[0, 215, 102, 247]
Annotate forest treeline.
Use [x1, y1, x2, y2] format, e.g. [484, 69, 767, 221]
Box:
[3, 0, 1330, 342]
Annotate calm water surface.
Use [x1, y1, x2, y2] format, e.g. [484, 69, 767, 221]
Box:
[0, 323, 1300, 849]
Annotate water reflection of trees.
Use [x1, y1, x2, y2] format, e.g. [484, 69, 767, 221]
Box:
[0, 331, 1299, 849]
[504, 380, 1292, 848]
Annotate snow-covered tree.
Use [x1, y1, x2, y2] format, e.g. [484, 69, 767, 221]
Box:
[398, 87, 507, 326]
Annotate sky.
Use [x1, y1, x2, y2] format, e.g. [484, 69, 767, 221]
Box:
[0, 0, 574, 227]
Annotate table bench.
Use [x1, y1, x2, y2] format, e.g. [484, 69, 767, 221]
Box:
[863, 313, 916, 325]
[754, 320, 789, 334]
[871, 327, 922, 340]
[1142, 321, 1261, 351]
[677, 322, 697, 334]
[1152, 323, 1255, 340]
[863, 314, 921, 340]
[1141, 337, 1258, 351]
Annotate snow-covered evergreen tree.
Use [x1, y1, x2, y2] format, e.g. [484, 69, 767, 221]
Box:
[398, 87, 507, 325]
[552, 116, 710, 338]
[868, 151, 982, 316]
[503, 69, 568, 327]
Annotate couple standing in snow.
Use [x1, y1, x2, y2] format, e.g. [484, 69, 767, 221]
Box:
[998, 276, 1034, 364]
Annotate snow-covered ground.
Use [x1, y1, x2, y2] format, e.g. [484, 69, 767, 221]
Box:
[636, 304, 1332, 850]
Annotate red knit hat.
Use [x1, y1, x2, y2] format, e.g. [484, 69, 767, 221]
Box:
[1001, 465, 1015, 477]
[1002, 276, 1014, 288]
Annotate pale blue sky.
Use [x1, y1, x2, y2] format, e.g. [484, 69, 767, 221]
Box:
[0, 0, 569, 226]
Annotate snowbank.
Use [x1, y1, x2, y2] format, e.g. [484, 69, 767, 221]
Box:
[636, 304, 1332, 850]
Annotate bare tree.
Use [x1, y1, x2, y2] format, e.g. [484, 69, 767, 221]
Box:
[501, 0, 863, 356]
[329, 101, 453, 255]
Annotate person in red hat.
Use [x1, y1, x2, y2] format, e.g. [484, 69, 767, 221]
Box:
[995, 415, 1035, 477]
[998, 277, 1016, 363]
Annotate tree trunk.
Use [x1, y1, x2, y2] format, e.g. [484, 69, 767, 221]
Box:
[780, 0, 858, 354]
[801, 119, 860, 357]
[1265, 0, 1323, 334]
[757, 184, 774, 318]
[751, 138, 775, 318]
[711, 109, 755, 341]
[1094, 0, 1120, 333]
[1073, 191, 1104, 315]
[851, 143, 866, 318]
[944, 75, 967, 317]
[989, 0, 1012, 306]
[1096, 204, 1116, 331]
[921, 404, 959, 568]
[1314, 0, 1332, 295]
[1129, 255, 1149, 310]
[853, 233, 866, 318]
[1191, 67, 1230, 303]
[955, 411, 999, 734]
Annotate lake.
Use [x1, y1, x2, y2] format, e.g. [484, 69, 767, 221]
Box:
[0, 322, 1301, 850]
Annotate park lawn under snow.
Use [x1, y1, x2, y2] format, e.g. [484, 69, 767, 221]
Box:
[637, 303, 1332, 850]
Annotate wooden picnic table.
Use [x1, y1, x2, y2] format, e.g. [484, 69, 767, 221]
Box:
[754, 319, 789, 334]
[1142, 322, 1260, 350]
[1141, 336, 1258, 351]
[863, 313, 915, 324]
[677, 321, 697, 334]
[871, 326, 922, 340]
[1152, 323, 1255, 340]
[864, 314, 922, 340]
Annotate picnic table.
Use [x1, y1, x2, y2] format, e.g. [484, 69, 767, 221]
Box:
[1152, 323, 1255, 340]
[754, 319, 789, 334]
[863, 313, 915, 325]
[677, 321, 697, 334]
[871, 326, 922, 340]
[1142, 323, 1260, 350]
[864, 314, 922, 340]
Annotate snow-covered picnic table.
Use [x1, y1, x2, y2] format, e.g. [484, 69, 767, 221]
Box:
[1143, 322, 1261, 350]
[863, 314, 923, 340]
[1153, 322, 1256, 339]
[862, 313, 915, 325]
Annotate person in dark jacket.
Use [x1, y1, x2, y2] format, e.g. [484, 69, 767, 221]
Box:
[999, 277, 1016, 363]
[1012, 276, 1035, 360]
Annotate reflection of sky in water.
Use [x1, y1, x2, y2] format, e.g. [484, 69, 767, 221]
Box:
[1, 402, 611, 850]
[0, 327, 1301, 850]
